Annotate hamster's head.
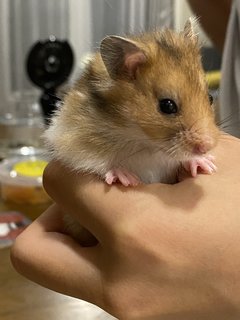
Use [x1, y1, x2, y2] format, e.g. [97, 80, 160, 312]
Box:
[99, 18, 219, 161]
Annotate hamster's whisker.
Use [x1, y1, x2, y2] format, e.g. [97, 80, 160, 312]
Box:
[167, 148, 177, 158]
[128, 137, 176, 160]
[216, 112, 240, 134]
[166, 143, 180, 158]
[190, 126, 207, 135]
[220, 124, 239, 133]
[177, 117, 185, 131]
[166, 138, 190, 159]
[219, 131, 240, 143]
[217, 120, 234, 130]
[118, 146, 152, 165]
[188, 116, 208, 133]
[48, 136, 174, 158]
[217, 115, 232, 126]
[158, 145, 174, 156]
[220, 131, 229, 135]
[216, 112, 236, 127]
[126, 136, 174, 160]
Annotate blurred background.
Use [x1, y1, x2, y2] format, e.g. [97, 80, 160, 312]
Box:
[0, 1, 222, 320]
[0, 0, 221, 159]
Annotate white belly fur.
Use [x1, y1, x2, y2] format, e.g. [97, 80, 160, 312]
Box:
[116, 149, 180, 184]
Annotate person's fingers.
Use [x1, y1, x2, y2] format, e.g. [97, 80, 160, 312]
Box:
[42, 136, 240, 241]
[43, 161, 172, 240]
[10, 204, 103, 306]
[43, 161, 107, 238]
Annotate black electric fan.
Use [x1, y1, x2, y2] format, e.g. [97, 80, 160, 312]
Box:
[26, 36, 74, 123]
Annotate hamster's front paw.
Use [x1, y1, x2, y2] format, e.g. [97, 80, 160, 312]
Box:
[105, 168, 141, 187]
[183, 155, 217, 178]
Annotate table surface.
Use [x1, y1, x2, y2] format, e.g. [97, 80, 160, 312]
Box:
[0, 199, 115, 320]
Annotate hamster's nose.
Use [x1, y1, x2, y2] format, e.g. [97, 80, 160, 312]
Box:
[193, 141, 213, 155]
[193, 143, 207, 154]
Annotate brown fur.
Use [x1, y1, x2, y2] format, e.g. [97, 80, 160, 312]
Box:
[45, 19, 219, 176]
[44, 19, 220, 243]
[70, 27, 218, 156]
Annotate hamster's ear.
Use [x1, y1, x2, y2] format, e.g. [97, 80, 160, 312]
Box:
[100, 35, 146, 80]
[183, 17, 198, 42]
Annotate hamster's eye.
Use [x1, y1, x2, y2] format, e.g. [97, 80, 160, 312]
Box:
[158, 99, 178, 115]
[209, 94, 214, 105]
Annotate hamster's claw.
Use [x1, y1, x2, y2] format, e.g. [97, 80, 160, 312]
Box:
[105, 169, 140, 187]
[184, 155, 217, 178]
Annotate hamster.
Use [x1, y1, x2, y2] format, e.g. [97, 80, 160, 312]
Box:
[44, 18, 219, 242]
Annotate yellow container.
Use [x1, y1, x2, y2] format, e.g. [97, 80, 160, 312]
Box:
[0, 156, 50, 205]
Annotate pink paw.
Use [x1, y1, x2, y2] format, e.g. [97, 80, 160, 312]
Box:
[105, 169, 140, 187]
[183, 154, 217, 178]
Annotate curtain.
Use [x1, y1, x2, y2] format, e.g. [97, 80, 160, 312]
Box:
[69, 0, 173, 77]
[0, 0, 174, 118]
[0, 0, 69, 120]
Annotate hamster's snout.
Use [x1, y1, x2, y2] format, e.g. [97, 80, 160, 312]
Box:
[177, 128, 218, 157]
[193, 141, 213, 155]
[191, 133, 217, 155]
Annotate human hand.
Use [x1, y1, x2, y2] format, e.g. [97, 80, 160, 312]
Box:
[11, 135, 240, 320]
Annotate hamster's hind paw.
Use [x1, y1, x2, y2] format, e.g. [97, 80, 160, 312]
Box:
[183, 155, 217, 178]
[105, 169, 141, 187]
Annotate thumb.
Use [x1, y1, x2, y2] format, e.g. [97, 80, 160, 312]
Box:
[10, 204, 103, 306]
